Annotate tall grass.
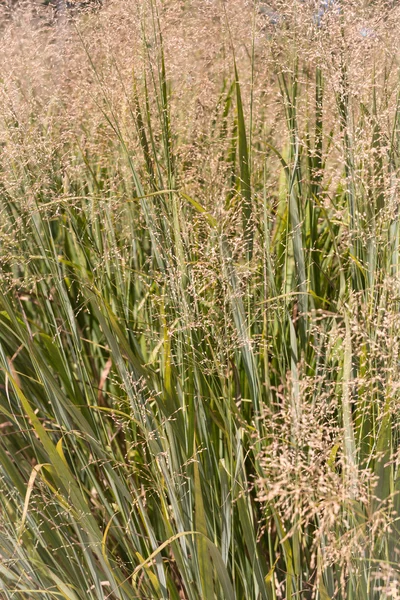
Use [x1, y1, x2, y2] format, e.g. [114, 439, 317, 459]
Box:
[0, 1, 400, 598]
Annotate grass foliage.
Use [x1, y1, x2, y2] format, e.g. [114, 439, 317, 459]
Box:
[1, 1, 400, 598]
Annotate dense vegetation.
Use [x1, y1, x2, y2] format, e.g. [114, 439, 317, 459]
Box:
[1, 1, 400, 598]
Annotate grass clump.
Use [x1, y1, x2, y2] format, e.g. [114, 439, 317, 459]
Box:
[1, 1, 400, 598]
